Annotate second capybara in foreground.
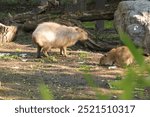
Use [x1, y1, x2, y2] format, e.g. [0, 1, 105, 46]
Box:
[99, 46, 134, 67]
[32, 22, 89, 58]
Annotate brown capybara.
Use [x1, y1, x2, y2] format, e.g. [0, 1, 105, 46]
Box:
[99, 46, 134, 67]
[32, 22, 88, 58]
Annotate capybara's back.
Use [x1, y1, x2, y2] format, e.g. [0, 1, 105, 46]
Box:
[32, 22, 88, 58]
[99, 46, 134, 67]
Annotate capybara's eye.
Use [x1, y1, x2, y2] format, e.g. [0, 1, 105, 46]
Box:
[75, 28, 79, 31]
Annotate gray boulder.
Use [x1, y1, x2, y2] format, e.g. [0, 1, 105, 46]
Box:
[114, 0, 150, 54]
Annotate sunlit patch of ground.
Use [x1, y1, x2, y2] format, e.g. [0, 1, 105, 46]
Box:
[0, 35, 127, 100]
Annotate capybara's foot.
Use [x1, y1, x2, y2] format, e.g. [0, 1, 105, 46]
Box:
[63, 54, 68, 57]
[43, 53, 49, 57]
[37, 55, 41, 58]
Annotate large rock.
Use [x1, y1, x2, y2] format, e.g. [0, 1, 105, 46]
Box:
[114, 0, 150, 54]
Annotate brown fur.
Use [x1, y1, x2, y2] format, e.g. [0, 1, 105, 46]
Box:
[99, 46, 134, 67]
[32, 22, 88, 58]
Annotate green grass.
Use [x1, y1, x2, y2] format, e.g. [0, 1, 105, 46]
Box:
[33, 56, 58, 63]
[79, 65, 91, 72]
[0, 54, 19, 60]
[39, 83, 54, 100]
[82, 20, 114, 29]
[111, 30, 150, 99]
[104, 20, 114, 29]
[82, 22, 95, 29]
[78, 52, 88, 59]
[47, 56, 58, 62]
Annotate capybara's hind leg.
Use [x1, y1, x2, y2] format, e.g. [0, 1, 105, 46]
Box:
[42, 47, 50, 57]
[37, 45, 42, 58]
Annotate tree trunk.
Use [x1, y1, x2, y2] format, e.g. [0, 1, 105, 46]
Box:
[95, 0, 106, 32]
[0, 23, 18, 43]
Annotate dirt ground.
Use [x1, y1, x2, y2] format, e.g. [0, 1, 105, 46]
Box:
[0, 33, 124, 100]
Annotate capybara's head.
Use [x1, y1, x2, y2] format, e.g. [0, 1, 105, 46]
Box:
[100, 46, 134, 67]
[99, 53, 115, 66]
[99, 48, 116, 66]
[75, 27, 88, 41]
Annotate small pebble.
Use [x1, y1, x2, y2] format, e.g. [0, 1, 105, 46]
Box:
[21, 59, 28, 62]
[108, 66, 117, 69]
[20, 53, 27, 58]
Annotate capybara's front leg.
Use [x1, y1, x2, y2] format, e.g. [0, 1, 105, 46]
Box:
[37, 45, 42, 58]
[62, 47, 67, 57]
[60, 47, 63, 56]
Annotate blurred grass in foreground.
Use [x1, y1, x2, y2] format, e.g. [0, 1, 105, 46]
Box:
[112, 30, 150, 99]
[80, 30, 150, 100]
[39, 82, 54, 100]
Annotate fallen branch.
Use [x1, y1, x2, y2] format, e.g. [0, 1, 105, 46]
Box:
[67, 10, 114, 21]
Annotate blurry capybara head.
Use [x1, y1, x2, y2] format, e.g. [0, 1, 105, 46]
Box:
[99, 49, 116, 66]
[74, 27, 88, 41]
[99, 46, 134, 67]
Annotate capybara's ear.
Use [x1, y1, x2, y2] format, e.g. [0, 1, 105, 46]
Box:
[122, 47, 125, 50]
[75, 27, 79, 31]
[104, 54, 107, 57]
[75, 27, 83, 32]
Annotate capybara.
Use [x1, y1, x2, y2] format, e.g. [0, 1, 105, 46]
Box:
[99, 46, 134, 67]
[32, 22, 88, 58]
